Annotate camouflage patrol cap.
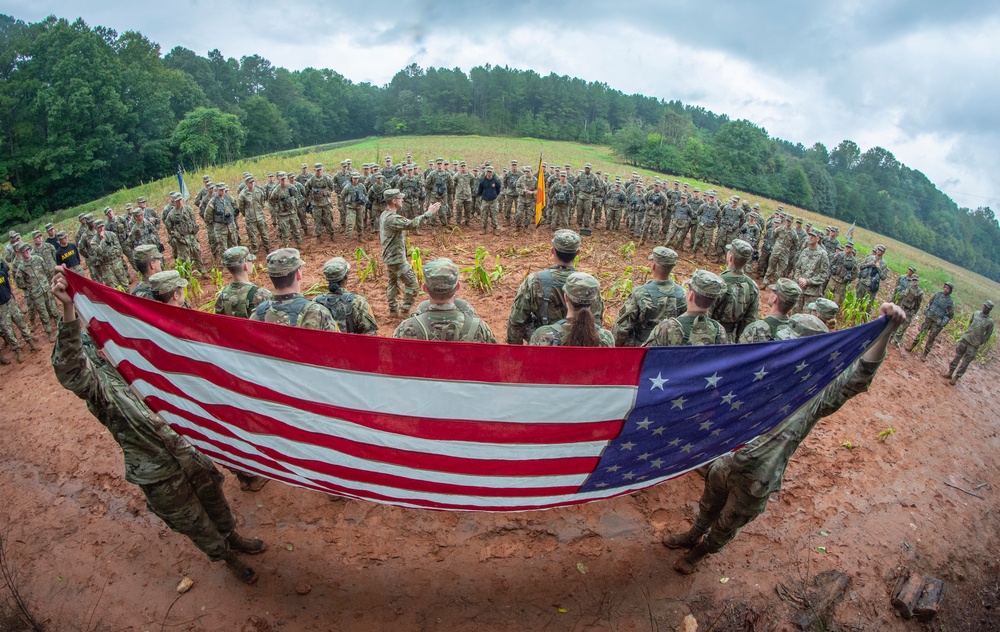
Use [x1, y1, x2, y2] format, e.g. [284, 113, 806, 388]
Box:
[383, 188, 403, 201]
[215, 182, 227, 189]
[910, 274, 919, 281]
[423, 258, 460, 293]
[907, 266, 916, 273]
[552, 229, 581, 254]
[83, 213, 95, 223]
[149, 270, 188, 295]
[93, 219, 106, 228]
[301, 163, 309, 169]
[345, 159, 352, 164]
[693, 187, 701, 193]
[349, 171, 360, 178]
[136, 197, 146, 204]
[130, 207, 143, 215]
[563, 272, 600, 306]
[125, 202, 134, 209]
[133, 244, 163, 264]
[435, 157, 444, 163]
[314, 163, 323, 169]
[267, 173, 274, 178]
[808, 298, 839, 321]
[680, 193, 688, 199]
[584, 163, 592, 169]
[7, 230, 17, 239]
[943, 281, 954, 290]
[649, 246, 678, 267]
[385, 155, 392, 161]
[485, 165, 494, 172]
[55, 230, 68, 239]
[31, 230, 42, 239]
[15, 242, 30, 253]
[985, 300, 994, 310]
[564, 164, 571, 169]
[741, 200, 751, 209]
[374, 172, 384, 179]
[202, 175, 212, 182]
[875, 244, 886, 252]
[77, 213, 86, 222]
[45, 223, 54, 230]
[266, 248, 306, 276]
[103, 206, 113, 214]
[276, 171, 287, 178]
[170, 192, 183, 201]
[753, 204, 760, 210]
[726, 239, 754, 260]
[845, 241, 855, 249]
[222, 246, 255, 267]
[769, 277, 802, 302]
[322, 257, 350, 282]
[459, 160, 467, 167]
[687, 270, 726, 299]
[795, 217, 803, 224]
[340, 160, 349, 166]
[788, 313, 829, 337]
[808, 228, 823, 238]
[511, 159, 519, 164]
[244, 175, 254, 183]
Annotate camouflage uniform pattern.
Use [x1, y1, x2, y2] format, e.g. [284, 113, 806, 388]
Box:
[547, 181, 575, 230]
[514, 173, 538, 230]
[314, 288, 379, 335]
[605, 185, 627, 231]
[890, 284, 924, 346]
[693, 356, 882, 552]
[341, 180, 368, 238]
[380, 206, 436, 311]
[948, 310, 995, 379]
[250, 293, 339, 330]
[909, 290, 954, 355]
[693, 201, 720, 255]
[856, 254, 889, 303]
[237, 186, 272, 251]
[666, 201, 695, 249]
[643, 313, 729, 346]
[505, 265, 606, 344]
[713, 202, 745, 258]
[393, 304, 497, 342]
[709, 270, 761, 342]
[529, 318, 614, 346]
[214, 282, 272, 320]
[52, 322, 236, 560]
[738, 315, 792, 343]
[639, 189, 668, 244]
[827, 250, 857, 306]
[206, 193, 239, 259]
[305, 173, 337, 239]
[33, 240, 58, 279]
[453, 170, 476, 225]
[268, 182, 303, 247]
[14, 253, 59, 334]
[764, 224, 797, 284]
[612, 279, 686, 347]
[791, 246, 830, 312]
[574, 170, 599, 229]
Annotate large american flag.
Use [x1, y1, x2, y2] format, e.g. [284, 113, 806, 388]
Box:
[68, 272, 888, 512]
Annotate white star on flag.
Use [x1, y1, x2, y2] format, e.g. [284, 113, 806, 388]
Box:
[649, 373, 668, 390]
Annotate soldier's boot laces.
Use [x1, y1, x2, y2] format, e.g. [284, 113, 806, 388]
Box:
[674, 542, 711, 575]
[221, 551, 258, 585]
[15, 348, 25, 364]
[663, 526, 706, 550]
[227, 531, 268, 555]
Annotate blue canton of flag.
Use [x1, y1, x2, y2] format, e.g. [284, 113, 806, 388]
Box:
[177, 165, 190, 202]
[579, 317, 889, 493]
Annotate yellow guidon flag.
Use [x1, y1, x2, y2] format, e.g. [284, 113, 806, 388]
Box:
[534, 154, 546, 226]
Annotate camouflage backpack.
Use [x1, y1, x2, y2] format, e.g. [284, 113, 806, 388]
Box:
[409, 311, 483, 342]
[253, 296, 312, 326]
[710, 275, 757, 325]
[314, 292, 356, 332]
[661, 314, 725, 346]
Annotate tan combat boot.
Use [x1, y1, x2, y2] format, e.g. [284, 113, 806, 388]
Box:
[220, 551, 258, 585]
[28, 338, 40, 352]
[663, 526, 706, 550]
[227, 532, 268, 555]
[674, 542, 711, 575]
[15, 347, 25, 364]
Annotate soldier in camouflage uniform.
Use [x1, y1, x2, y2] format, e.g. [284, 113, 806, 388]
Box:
[893, 266, 917, 302]
[313, 257, 378, 335]
[643, 270, 729, 346]
[366, 173, 388, 234]
[756, 213, 780, 277]
[195, 181, 218, 257]
[574, 164, 599, 230]
[804, 297, 840, 330]
[380, 189, 441, 315]
[612, 247, 686, 346]
[530, 272, 613, 346]
[130, 245, 163, 300]
[340, 172, 368, 240]
[250, 249, 338, 330]
[49, 268, 267, 584]
[786, 218, 807, 276]
[856, 244, 889, 305]
[304, 163, 336, 241]
[236, 176, 271, 253]
[104, 206, 128, 249]
[75, 214, 95, 273]
[87, 220, 128, 288]
[0, 256, 38, 363]
[506, 230, 606, 344]
[791, 228, 831, 313]
[393, 258, 496, 342]
[215, 247, 272, 319]
[162, 193, 207, 275]
[665, 303, 904, 573]
[737, 212, 762, 259]
[287, 173, 309, 235]
[13, 243, 57, 340]
[890, 274, 923, 347]
[713, 197, 745, 260]
[605, 179, 628, 231]
[945, 301, 995, 385]
[206, 184, 239, 260]
[693, 192, 721, 256]
[739, 278, 801, 343]
[547, 172, 575, 231]
[501, 161, 519, 225]
[709, 240, 760, 342]
[907, 282, 954, 360]
[333, 160, 351, 230]
[452, 162, 475, 226]
[268, 172, 303, 248]
[514, 166, 538, 232]
[764, 215, 796, 284]
[126, 207, 162, 263]
[425, 159, 452, 226]
[665, 193, 695, 250]
[627, 183, 646, 238]
[30, 230, 57, 281]
[639, 182, 668, 245]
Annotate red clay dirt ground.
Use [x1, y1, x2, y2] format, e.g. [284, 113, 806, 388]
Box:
[1, 220, 998, 631]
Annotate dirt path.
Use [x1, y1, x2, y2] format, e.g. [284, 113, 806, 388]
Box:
[2, 223, 997, 631]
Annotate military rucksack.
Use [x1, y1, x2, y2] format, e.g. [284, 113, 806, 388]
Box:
[661, 314, 724, 346]
[535, 269, 566, 327]
[409, 311, 482, 342]
[711, 275, 757, 326]
[314, 292, 356, 332]
[253, 296, 312, 326]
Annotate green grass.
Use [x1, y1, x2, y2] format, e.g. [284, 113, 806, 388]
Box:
[8, 134, 1000, 310]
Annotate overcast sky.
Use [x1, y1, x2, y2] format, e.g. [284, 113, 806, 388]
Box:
[4, 0, 998, 211]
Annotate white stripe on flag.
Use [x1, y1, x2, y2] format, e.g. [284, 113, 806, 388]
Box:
[77, 294, 636, 424]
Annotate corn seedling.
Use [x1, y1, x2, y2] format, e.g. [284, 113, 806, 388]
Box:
[488, 255, 506, 286]
[841, 441, 855, 450]
[839, 289, 871, 327]
[208, 268, 224, 289]
[618, 241, 636, 259]
[636, 265, 652, 284]
[505, 245, 534, 257]
[174, 259, 202, 300]
[408, 239, 425, 283]
[462, 246, 498, 292]
[355, 247, 381, 283]
[603, 265, 635, 304]
[877, 427, 896, 443]
[303, 281, 324, 297]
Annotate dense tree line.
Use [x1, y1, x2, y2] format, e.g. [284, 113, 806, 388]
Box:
[2, 14, 998, 280]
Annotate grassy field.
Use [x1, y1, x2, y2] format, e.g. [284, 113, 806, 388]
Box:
[9, 134, 1000, 311]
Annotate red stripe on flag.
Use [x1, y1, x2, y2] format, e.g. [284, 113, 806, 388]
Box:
[73, 274, 645, 386]
[92, 319, 625, 447]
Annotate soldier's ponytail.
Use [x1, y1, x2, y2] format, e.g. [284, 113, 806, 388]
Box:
[563, 300, 601, 347]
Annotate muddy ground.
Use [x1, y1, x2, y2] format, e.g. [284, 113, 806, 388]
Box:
[1, 217, 998, 631]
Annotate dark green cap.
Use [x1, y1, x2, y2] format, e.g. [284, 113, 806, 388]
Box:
[423, 258, 460, 293]
[322, 257, 350, 282]
[687, 270, 725, 299]
[649, 246, 678, 267]
[148, 270, 187, 294]
[222, 246, 255, 267]
[552, 229, 581, 253]
[563, 272, 600, 306]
